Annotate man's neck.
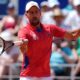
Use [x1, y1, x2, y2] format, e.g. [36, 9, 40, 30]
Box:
[32, 23, 41, 28]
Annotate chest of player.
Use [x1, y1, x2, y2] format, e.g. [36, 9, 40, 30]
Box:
[30, 29, 52, 42]
[27, 28, 53, 50]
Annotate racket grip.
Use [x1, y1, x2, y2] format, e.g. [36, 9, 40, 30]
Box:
[13, 39, 28, 46]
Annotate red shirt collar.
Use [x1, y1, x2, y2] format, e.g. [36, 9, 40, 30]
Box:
[27, 23, 44, 31]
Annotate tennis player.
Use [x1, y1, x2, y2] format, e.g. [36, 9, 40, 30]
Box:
[18, 1, 79, 80]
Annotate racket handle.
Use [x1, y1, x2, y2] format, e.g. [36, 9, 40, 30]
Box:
[13, 39, 28, 46]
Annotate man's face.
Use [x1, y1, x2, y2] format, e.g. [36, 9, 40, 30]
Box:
[26, 6, 41, 26]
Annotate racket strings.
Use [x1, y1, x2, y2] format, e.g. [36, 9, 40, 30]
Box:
[0, 37, 14, 55]
[0, 38, 5, 55]
[4, 42, 14, 50]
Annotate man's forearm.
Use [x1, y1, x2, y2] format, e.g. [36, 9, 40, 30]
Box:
[64, 29, 80, 40]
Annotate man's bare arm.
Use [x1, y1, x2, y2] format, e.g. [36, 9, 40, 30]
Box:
[64, 29, 80, 40]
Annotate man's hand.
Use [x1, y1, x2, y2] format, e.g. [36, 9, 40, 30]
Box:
[72, 29, 80, 40]
[14, 39, 28, 54]
[64, 29, 80, 41]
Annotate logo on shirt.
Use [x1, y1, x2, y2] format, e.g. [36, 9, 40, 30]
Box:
[47, 33, 51, 36]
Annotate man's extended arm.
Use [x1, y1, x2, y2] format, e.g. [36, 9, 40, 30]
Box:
[64, 29, 80, 40]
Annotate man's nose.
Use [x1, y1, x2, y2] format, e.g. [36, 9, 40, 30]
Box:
[32, 12, 37, 16]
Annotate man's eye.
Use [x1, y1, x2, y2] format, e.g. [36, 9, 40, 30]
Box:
[27, 11, 33, 14]
[30, 12, 34, 14]
[28, 11, 39, 14]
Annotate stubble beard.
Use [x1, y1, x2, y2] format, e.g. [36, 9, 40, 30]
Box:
[30, 18, 40, 26]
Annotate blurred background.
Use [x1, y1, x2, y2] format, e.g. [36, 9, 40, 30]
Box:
[0, 0, 67, 15]
[0, 0, 80, 80]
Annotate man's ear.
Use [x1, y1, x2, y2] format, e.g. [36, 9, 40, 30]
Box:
[40, 10, 41, 15]
[25, 11, 28, 16]
[39, 11, 41, 17]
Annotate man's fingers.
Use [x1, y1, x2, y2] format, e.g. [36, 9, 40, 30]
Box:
[22, 39, 28, 43]
[14, 39, 28, 46]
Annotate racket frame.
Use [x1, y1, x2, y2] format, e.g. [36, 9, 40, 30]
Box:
[0, 37, 5, 55]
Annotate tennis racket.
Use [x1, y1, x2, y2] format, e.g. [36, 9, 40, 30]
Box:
[0, 37, 28, 55]
[0, 37, 5, 55]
